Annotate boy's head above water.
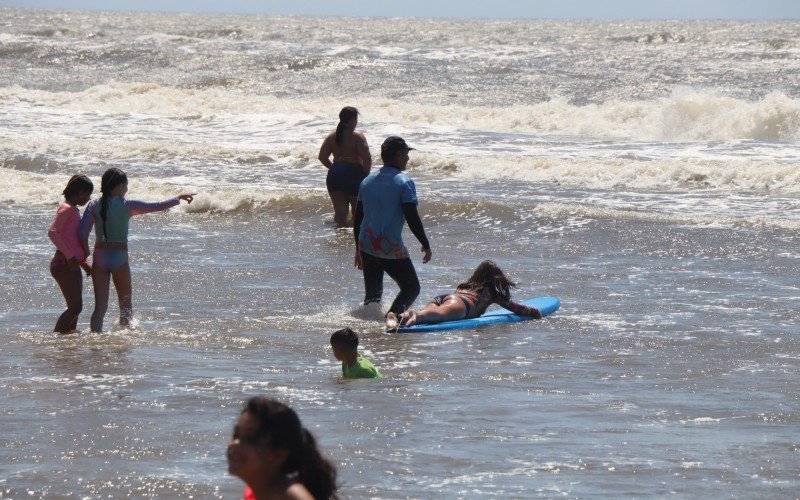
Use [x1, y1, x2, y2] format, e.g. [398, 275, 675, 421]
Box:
[330, 327, 359, 361]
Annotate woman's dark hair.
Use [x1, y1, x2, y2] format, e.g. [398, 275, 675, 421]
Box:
[457, 260, 517, 301]
[335, 106, 359, 147]
[99, 168, 128, 242]
[63, 174, 94, 200]
[243, 396, 338, 500]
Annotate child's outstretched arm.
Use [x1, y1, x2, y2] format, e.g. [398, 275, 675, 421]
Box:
[125, 193, 195, 215]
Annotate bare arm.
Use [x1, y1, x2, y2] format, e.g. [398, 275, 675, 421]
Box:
[318, 135, 333, 169]
[355, 131, 371, 174]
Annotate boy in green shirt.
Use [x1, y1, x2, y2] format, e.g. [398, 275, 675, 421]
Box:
[330, 328, 381, 379]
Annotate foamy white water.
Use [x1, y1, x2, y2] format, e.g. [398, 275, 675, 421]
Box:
[1, 8, 798, 498]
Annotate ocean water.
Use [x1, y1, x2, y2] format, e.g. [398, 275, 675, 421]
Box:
[1, 8, 799, 498]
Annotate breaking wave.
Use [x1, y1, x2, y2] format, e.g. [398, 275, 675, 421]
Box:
[1, 84, 799, 142]
[3, 168, 797, 231]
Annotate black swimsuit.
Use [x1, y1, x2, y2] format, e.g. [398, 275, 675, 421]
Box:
[431, 294, 473, 318]
[326, 162, 366, 197]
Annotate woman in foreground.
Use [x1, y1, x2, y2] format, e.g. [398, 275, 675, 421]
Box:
[227, 396, 338, 500]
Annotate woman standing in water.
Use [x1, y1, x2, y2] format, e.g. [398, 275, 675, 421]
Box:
[227, 396, 338, 500]
[318, 106, 371, 226]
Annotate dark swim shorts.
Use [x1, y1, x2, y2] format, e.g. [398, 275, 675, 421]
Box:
[326, 162, 367, 197]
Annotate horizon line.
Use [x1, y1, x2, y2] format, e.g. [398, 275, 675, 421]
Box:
[1, 6, 798, 22]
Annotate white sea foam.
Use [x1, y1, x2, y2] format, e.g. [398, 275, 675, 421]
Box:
[1, 136, 798, 197]
[2, 84, 798, 142]
[5, 167, 797, 232]
[0, 168, 305, 212]
[413, 153, 800, 193]
[2, 80, 798, 198]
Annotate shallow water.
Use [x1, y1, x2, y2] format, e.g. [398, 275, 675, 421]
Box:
[1, 9, 799, 498]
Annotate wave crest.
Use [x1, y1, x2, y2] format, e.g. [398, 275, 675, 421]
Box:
[610, 32, 687, 44]
[412, 154, 800, 194]
[3, 84, 799, 142]
[2, 154, 68, 173]
[0, 167, 328, 214]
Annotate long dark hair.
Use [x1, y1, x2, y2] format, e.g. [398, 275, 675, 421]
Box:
[335, 106, 358, 147]
[243, 396, 338, 500]
[457, 260, 517, 301]
[63, 174, 93, 200]
[99, 168, 128, 242]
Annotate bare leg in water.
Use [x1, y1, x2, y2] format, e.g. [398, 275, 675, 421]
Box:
[50, 265, 83, 333]
[91, 265, 110, 332]
[91, 262, 132, 332]
[346, 194, 358, 225]
[386, 294, 468, 328]
[329, 191, 351, 227]
[113, 262, 133, 327]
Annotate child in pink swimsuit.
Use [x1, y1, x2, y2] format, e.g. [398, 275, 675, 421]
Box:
[48, 175, 94, 333]
[387, 260, 542, 328]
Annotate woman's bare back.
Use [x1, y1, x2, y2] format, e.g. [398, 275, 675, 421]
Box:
[320, 130, 371, 173]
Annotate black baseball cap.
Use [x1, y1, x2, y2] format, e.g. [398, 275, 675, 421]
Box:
[381, 136, 415, 157]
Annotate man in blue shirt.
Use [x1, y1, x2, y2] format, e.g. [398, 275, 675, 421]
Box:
[353, 136, 432, 317]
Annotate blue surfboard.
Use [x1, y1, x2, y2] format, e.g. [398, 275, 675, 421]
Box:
[394, 296, 560, 333]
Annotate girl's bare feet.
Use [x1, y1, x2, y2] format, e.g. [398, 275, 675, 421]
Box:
[403, 309, 418, 326]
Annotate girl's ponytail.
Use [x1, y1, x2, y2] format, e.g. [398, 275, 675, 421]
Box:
[99, 168, 128, 242]
[335, 106, 359, 147]
[99, 194, 109, 242]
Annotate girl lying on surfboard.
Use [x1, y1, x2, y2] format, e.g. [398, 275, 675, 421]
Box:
[386, 260, 542, 329]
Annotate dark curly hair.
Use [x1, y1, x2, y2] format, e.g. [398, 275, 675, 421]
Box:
[241, 396, 338, 500]
[457, 260, 517, 301]
[62, 174, 93, 200]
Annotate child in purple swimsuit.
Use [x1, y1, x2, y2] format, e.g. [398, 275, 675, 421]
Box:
[48, 175, 94, 333]
[386, 260, 542, 328]
[79, 168, 195, 332]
